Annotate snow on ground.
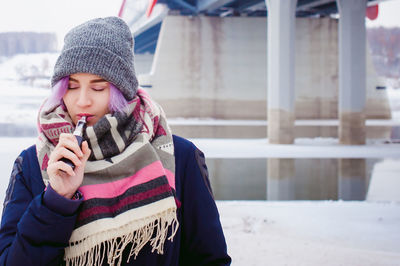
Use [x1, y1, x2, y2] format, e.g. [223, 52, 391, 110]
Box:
[0, 53, 58, 80]
[218, 201, 400, 266]
[367, 159, 400, 202]
[0, 53, 56, 126]
[0, 80, 48, 125]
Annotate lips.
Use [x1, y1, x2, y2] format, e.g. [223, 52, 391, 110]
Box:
[77, 113, 94, 121]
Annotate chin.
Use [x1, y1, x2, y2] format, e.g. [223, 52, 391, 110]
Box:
[87, 119, 98, 127]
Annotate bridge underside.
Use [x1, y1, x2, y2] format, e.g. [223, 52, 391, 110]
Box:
[125, 0, 390, 146]
[134, 0, 382, 54]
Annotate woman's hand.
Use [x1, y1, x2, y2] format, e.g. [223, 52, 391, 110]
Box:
[47, 133, 91, 199]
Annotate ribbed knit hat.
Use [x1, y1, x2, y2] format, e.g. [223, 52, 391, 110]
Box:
[51, 17, 138, 100]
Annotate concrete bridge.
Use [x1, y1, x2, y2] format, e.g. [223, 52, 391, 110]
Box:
[121, 0, 392, 146]
[123, 0, 390, 145]
[118, 0, 398, 201]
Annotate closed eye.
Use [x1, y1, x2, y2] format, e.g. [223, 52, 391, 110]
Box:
[92, 87, 106, 91]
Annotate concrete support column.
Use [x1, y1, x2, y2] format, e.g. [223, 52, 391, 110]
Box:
[265, 0, 297, 144]
[336, 0, 367, 145]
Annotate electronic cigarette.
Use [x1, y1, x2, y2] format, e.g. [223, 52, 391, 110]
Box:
[61, 116, 87, 170]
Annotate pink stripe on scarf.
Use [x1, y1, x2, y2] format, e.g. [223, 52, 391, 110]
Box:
[78, 184, 171, 221]
[79, 161, 175, 200]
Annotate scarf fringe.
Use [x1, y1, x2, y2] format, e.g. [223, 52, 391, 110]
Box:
[64, 208, 179, 266]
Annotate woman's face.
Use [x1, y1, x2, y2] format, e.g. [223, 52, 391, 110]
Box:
[63, 73, 110, 126]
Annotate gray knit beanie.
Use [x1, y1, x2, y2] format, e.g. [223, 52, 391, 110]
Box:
[51, 16, 138, 100]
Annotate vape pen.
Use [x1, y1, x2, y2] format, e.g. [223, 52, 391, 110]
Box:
[61, 116, 87, 170]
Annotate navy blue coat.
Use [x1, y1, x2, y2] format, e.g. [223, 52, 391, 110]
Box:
[0, 135, 231, 265]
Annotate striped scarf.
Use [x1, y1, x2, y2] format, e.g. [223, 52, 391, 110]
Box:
[36, 88, 178, 266]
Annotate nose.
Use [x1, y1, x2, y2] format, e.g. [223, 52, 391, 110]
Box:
[76, 88, 92, 107]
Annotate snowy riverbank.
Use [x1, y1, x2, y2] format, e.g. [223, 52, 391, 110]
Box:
[218, 200, 400, 266]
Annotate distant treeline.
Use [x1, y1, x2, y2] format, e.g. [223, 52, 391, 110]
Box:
[367, 27, 400, 79]
[0, 28, 398, 79]
[0, 32, 57, 57]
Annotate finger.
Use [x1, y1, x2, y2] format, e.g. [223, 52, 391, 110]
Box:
[81, 141, 91, 161]
[51, 148, 82, 168]
[48, 147, 67, 164]
[48, 164, 69, 179]
[51, 161, 76, 177]
[57, 138, 84, 158]
[59, 133, 76, 142]
[58, 133, 78, 147]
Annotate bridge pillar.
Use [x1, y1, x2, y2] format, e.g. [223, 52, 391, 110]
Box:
[265, 0, 297, 144]
[336, 0, 367, 145]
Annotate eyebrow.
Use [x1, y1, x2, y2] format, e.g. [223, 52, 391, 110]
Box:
[69, 77, 108, 83]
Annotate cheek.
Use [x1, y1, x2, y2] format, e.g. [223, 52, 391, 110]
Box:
[101, 98, 110, 114]
[101, 90, 111, 113]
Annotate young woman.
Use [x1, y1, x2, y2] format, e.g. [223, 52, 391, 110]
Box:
[0, 17, 230, 266]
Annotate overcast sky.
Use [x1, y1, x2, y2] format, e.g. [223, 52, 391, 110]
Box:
[0, 0, 398, 45]
[0, 0, 122, 43]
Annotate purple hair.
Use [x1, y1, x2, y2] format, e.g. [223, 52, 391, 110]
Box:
[109, 83, 129, 112]
[44, 76, 128, 113]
